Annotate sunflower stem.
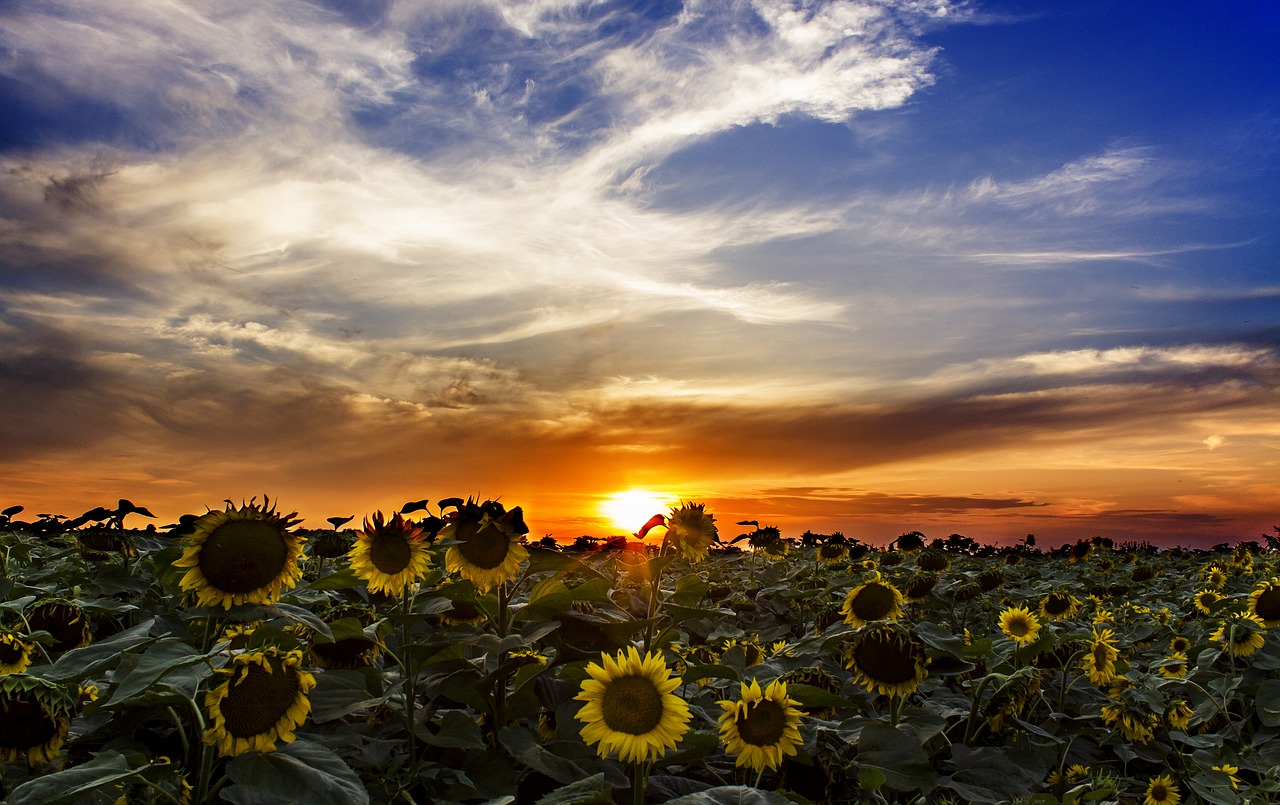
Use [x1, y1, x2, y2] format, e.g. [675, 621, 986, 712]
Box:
[400, 586, 418, 771]
[963, 673, 998, 745]
[630, 760, 650, 805]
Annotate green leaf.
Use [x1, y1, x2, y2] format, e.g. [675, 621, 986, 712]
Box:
[424, 708, 488, 749]
[682, 663, 741, 684]
[858, 766, 886, 792]
[6, 752, 147, 805]
[42, 618, 158, 682]
[526, 546, 579, 575]
[221, 739, 369, 805]
[299, 567, 361, 591]
[534, 773, 613, 805]
[104, 638, 205, 706]
[310, 669, 386, 723]
[1256, 679, 1280, 726]
[664, 786, 795, 804]
[672, 574, 709, 606]
[855, 723, 937, 793]
[943, 745, 1050, 804]
[498, 727, 590, 785]
[786, 683, 855, 710]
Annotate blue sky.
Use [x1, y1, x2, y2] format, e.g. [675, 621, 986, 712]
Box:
[0, 0, 1275, 545]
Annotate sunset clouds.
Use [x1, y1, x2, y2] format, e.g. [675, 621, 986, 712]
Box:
[1, 0, 1276, 545]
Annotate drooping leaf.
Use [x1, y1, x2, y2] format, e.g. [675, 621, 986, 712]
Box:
[221, 739, 369, 805]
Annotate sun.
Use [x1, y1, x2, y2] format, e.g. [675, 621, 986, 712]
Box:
[601, 490, 674, 535]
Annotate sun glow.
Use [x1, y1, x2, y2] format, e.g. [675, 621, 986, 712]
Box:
[601, 490, 674, 536]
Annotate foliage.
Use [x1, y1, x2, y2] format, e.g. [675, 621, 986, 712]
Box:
[2, 502, 1279, 803]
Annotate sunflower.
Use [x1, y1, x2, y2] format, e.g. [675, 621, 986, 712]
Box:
[903, 572, 938, 603]
[0, 634, 35, 675]
[349, 511, 430, 596]
[574, 646, 692, 764]
[1168, 635, 1192, 654]
[1165, 699, 1193, 731]
[173, 498, 305, 609]
[817, 542, 848, 564]
[1203, 564, 1229, 590]
[1081, 628, 1120, 687]
[1155, 652, 1187, 679]
[983, 667, 1040, 732]
[840, 573, 905, 627]
[1193, 589, 1221, 615]
[1144, 773, 1180, 805]
[1210, 612, 1267, 658]
[1100, 701, 1156, 743]
[442, 500, 530, 593]
[664, 502, 719, 562]
[723, 637, 766, 668]
[844, 624, 928, 699]
[779, 668, 842, 719]
[1040, 592, 1081, 622]
[1248, 577, 1280, 627]
[28, 601, 92, 651]
[1212, 763, 1241, 790]
[0, 677, 72, 766]
[717, 679, 803, 773]
[204, 648, 316, 757]
[998, 605, 1041, 646]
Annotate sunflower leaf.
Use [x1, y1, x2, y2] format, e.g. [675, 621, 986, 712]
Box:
[663, 785, 794, 804]
[6, 751, 151, 805]
[42, 618, 158, 682]
[532, 773, 612, 805]
[104, 638, 205, 706]
[222, 739, 369, 805]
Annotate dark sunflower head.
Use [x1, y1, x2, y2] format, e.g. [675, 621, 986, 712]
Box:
[173, 497, 305, 609]
[1249, 577, 1280, 627]
[0, 677, 74, 766]
[841, 575, 905, 627]
[904, 572, 939, 602]
[204, 647, 316, 757]
[442, 499, 530, 592]
[916, 549, 949, 572]
[28, 600, 92, 652]
[845, 624, 928, 699]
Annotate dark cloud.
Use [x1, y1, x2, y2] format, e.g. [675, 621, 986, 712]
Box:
[42, 170, 114, 212]
[0, 313, 130, 460]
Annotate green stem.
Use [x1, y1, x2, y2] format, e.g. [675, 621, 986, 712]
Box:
[400, 586, 417, 769]
[631, 761, 650, 805]
[963, 674, 999, 744]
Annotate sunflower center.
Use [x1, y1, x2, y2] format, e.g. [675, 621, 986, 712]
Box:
[819, 544, 843, 559]
[853, 633, 916, 684]
[1006, 616, 1032, 637]
[198, 520, 289, 594]
[1091, 645, 1111, 667]
[457, 522, 511, 570]
[849, 584, 897, 621]
[369, 532, 412, 575]
[0, 693, 59, 751]
[736, 699, 786, 746]
[600, 674, 664, 735]
[1044, 595, 1071, 615]
[220, 659, 301, 738]
[1256, 588, 1280, 621]
[29, 605, 87, 651]
[313, 637, 376, 669]
[0, 640, 25, 665]
[1150, 783, 1169, 799]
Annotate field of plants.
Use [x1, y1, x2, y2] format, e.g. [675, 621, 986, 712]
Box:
[1, 496, 1278, 804]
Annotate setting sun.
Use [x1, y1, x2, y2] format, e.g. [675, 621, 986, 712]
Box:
[600, 490, 675, 536]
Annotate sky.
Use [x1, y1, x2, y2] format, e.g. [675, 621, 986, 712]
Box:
[1, 0, 1276, 548]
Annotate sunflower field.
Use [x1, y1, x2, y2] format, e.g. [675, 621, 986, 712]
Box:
[2, 497, 1280, 804]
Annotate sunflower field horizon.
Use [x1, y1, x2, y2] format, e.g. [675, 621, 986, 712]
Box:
[2, 496, 1279, 804]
